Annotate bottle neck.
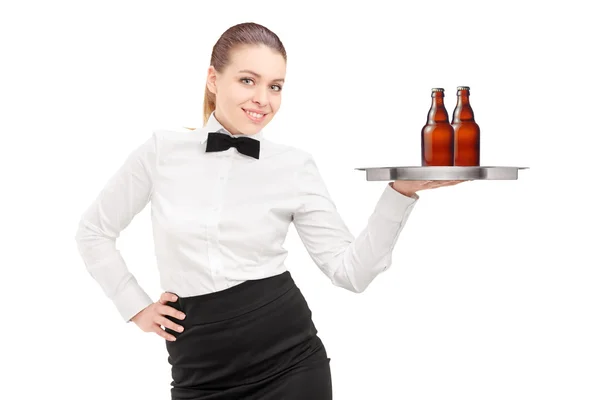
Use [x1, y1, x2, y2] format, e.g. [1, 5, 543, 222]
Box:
[428, 93, 449, 123]
[453, 91, 474, 121]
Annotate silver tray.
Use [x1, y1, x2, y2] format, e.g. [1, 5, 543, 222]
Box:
[355, 166, 528, 181]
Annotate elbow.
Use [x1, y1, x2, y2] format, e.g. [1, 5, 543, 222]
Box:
[332, 259, 391, 294]
[348, 281, 369, 294]
[74, 218, 107, 258]
[74, 218, 90, 249]
[348, 286, 366, 294]
[74, 219, 84, 247]
[328, 258, 376, 294]
[74, 219, 92, 261]
[332, 273, 370, 294]
[331, 281, 367, 294]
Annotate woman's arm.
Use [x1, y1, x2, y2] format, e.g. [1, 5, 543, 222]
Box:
[292, 154, 418, 293]
[74, 134, 157, 322]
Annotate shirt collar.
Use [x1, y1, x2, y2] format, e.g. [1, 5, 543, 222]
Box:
[200, 111, 264, 143]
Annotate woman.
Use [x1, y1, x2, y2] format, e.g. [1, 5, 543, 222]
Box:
[75, 22, 464, 399]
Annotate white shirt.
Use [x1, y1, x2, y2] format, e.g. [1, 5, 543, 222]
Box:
[74, 112, 419, 323]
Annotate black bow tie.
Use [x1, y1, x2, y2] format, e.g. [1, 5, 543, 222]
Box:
[205, 131, 260, 159]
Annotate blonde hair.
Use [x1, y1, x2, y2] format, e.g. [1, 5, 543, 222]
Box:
[192, 22, 287, 129]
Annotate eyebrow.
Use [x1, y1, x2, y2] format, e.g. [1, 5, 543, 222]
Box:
[238, 69, 285, 83]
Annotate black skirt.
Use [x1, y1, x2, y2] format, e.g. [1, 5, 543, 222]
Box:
[164, 271, 332, 399]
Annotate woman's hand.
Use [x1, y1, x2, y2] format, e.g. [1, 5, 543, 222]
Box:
[391, 179, 469, 197]
[130, 292, 186, 341]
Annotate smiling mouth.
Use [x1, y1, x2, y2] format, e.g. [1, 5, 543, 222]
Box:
[242, 108, 267, 121]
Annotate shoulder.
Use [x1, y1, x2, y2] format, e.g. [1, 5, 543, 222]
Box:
[148, 127, 208, 159]
[259, 137, 314, 165]
[151, 127, 208, 143]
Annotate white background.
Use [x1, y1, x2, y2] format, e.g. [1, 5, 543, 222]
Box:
[2, 0, 599, 399]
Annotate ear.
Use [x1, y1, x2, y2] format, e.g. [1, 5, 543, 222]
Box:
[206, 66, 218, 95]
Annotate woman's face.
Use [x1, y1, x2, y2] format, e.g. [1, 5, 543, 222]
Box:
[207, 44, 286, 135]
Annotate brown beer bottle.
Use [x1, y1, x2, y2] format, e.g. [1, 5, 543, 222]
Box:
[421, 88, 454, 166]
[451, 86, 480, 166]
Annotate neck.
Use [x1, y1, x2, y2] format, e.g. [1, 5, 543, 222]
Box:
[214, 110, 243, 135]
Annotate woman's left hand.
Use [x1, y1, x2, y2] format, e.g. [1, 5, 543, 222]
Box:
[391, 179, 469, 197]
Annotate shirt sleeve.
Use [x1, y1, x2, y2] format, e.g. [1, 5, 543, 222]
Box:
[74, 134, 157, 323]
[292, 154, 419, 293]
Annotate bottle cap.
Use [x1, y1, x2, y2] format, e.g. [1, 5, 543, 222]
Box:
[431, 88, 445, 92]
[457, 86, 470, 91]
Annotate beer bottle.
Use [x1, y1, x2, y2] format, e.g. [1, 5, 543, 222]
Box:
[451, 86, 480, 166]
[421, 88, 454, 166]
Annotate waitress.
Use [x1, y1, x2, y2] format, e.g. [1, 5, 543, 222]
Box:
[75, 21, 464, 400]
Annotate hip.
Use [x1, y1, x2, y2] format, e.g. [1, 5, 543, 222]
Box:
[163, 271, 329, 387]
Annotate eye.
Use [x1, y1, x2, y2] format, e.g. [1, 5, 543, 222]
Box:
[271, 84, 282, 92]
[240, 78, 254, 85]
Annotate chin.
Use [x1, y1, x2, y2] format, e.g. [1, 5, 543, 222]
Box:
[238, 120, 270, 135]
[241, 124, 263, 135]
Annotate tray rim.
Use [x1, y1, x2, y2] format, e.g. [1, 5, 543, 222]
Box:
[354, 166, 529, 170]
[355, 166, 529, 181]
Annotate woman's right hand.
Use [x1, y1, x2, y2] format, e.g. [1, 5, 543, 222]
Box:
[130, 292, 186, 341]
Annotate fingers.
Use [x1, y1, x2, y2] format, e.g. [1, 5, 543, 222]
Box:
[158, 292, 178, 305]
[441, 179, 466, 186]
[424, 180, 445, 188]
[416, 179, 468, 191]
[153, 325, 177, 342]
[429, 179, 467, 188]
[135, 294, 186, 341]
[156, 315, 184, 333]
[159, 304, 187, 321]
[155, 293, 185, 341]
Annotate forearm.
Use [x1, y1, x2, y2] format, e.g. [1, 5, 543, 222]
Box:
[75, 219, 154, 322]
[328, 183, 418, 292]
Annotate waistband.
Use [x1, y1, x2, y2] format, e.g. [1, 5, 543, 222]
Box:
[166, 271, 296, 325]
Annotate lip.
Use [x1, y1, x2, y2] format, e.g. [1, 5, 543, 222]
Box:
[242, 108, 268, 115]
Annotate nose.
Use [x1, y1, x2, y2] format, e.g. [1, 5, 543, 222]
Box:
[252, 86, 268, 106]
